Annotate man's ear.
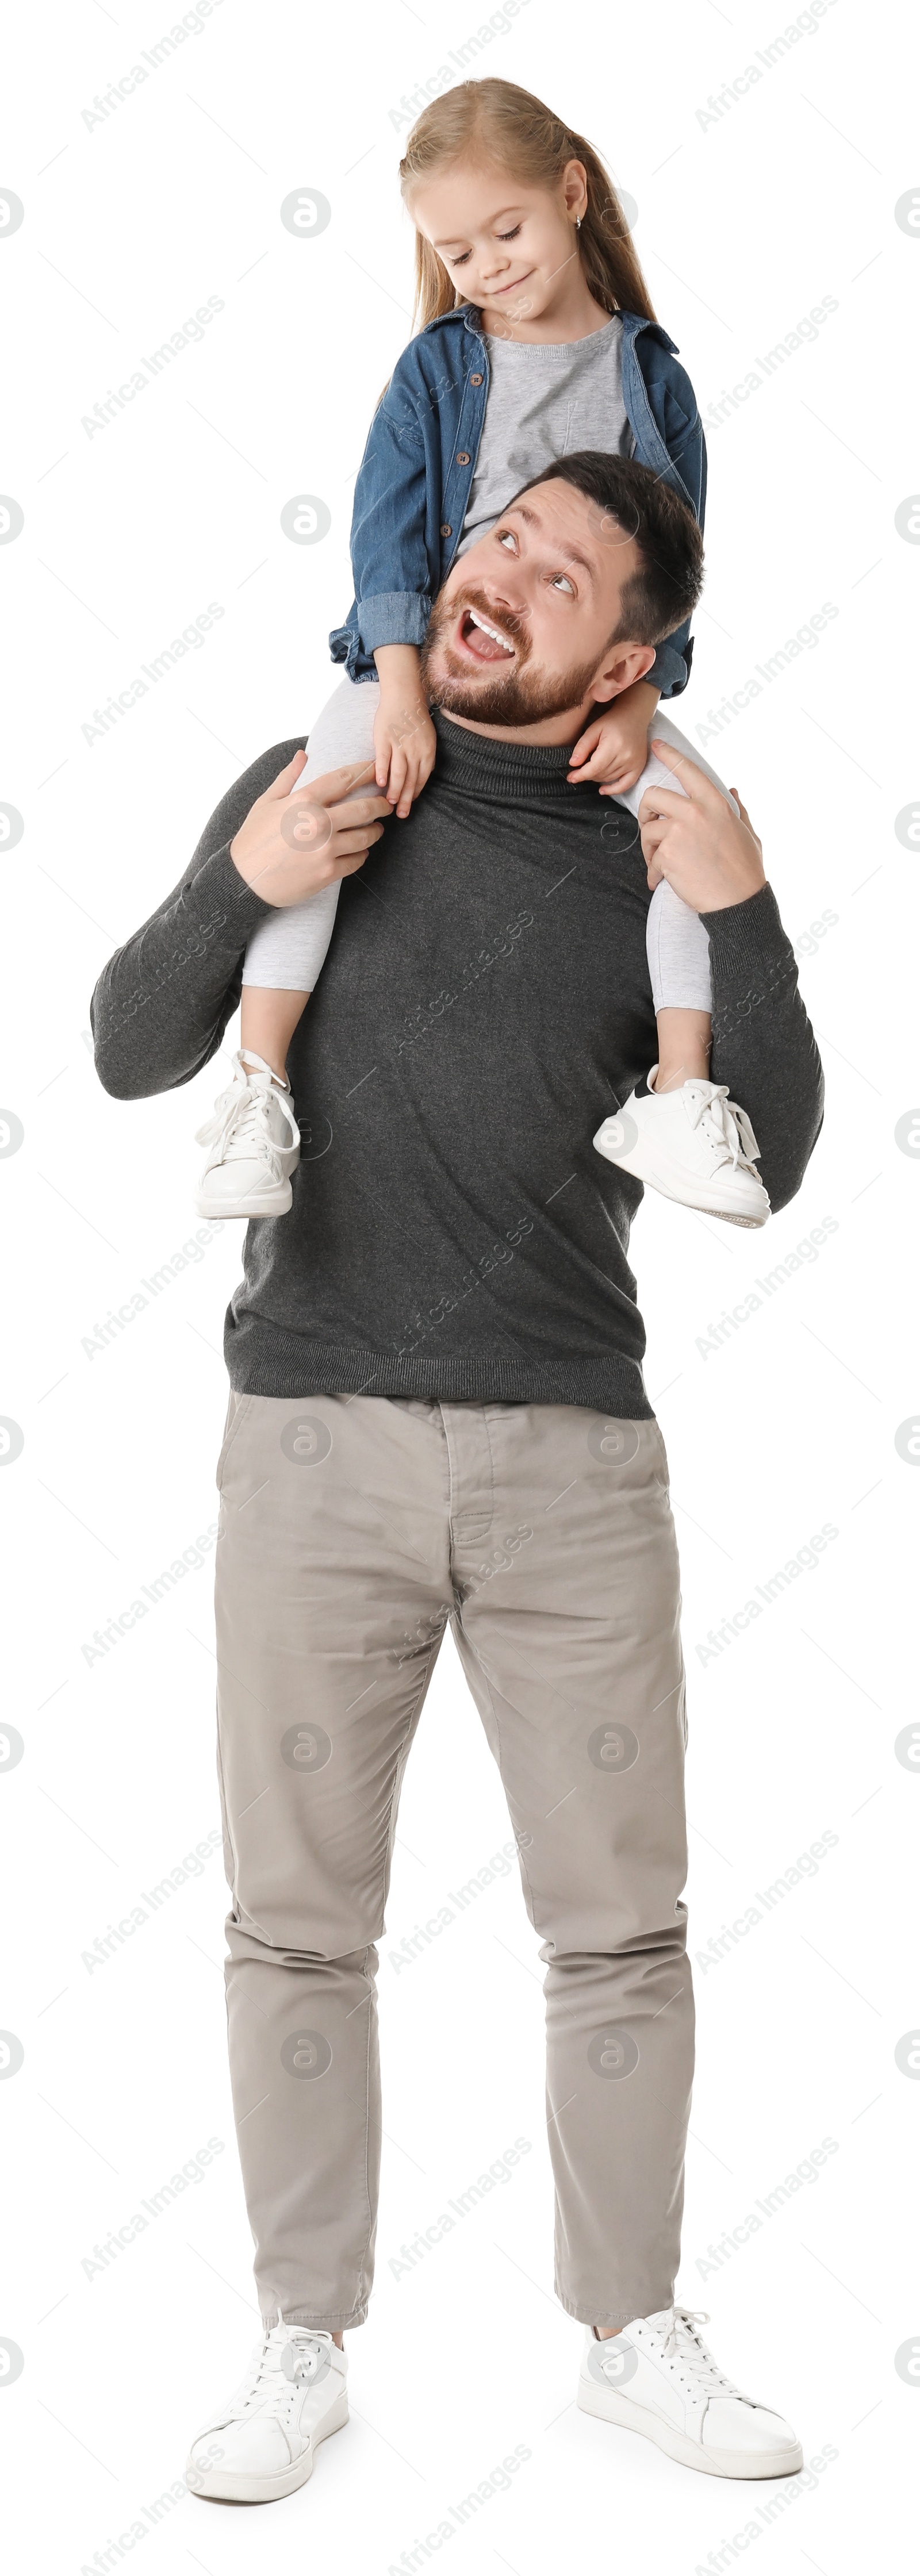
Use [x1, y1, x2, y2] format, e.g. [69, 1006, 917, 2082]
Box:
[591, 642, 657, 704]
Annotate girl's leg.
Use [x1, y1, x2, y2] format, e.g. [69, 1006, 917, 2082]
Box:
[593, 717, 769, 1222]
[239, 988, 313, 1086]
[618, 713, 738, 1088]
[239, 677, 380, 1076]
[645, 882, 713, 1092]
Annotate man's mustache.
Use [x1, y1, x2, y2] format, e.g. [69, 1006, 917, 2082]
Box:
[442, 586, 531, 660]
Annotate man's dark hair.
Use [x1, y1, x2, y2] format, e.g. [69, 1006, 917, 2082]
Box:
[510, 451, 704, 646]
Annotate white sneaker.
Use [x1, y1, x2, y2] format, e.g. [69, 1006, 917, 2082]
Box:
[194, 1049, 301, 1218]
[593, 1072, 770, 1227]
[578, 2306, 802, 2479]
[186, 2324, 348, 2503]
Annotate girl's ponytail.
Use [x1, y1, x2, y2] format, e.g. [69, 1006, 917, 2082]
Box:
[398, 77, 657, 333]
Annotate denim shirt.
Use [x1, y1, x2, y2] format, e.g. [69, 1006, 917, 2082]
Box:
[329, 305, 707, 698]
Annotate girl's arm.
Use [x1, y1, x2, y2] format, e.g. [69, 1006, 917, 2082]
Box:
[372, 642, 437, 818]
[641, 354, 708, 701]
[348, 381, 434, 662]
[346, 367, 440, 814]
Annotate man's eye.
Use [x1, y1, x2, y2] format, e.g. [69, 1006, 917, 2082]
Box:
[497, 530, 517, 551]
[551, 574, 574, 593]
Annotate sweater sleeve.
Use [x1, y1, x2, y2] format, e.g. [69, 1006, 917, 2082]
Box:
[89, 740, 305, 1101]
[702, 882, 824, 1214]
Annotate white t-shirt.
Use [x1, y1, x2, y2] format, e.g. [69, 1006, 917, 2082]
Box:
[458, 313, 634, 556]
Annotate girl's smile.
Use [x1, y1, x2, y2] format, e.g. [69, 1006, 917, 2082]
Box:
[408, 162, 611, 344]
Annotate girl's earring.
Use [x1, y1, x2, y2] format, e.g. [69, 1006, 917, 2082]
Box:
[576, 214, 581, 229]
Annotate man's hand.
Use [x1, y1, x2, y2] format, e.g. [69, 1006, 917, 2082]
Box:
[639, 738, 766, 911]
[229, 753, 390, 907]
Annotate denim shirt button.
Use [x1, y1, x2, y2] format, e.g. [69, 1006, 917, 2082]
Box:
[455, 452, 470, 466]
[469, 373, 483, 385]
[440, 522, 452, 537]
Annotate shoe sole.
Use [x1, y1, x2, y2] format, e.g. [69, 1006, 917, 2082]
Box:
[194, 1183, 294, 1220]
[593, 1129, 769, 1227]
[186, 2389, 349, 2503]
[577, 2379, 803, 2478]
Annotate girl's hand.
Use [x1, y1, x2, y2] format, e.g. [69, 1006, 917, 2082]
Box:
[567, 696, 654, 796]
[374, 696, 438, 819]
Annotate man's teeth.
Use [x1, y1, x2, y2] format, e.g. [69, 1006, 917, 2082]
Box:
[467, 610, 514, 653]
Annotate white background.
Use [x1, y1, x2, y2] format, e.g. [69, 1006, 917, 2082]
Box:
[1, 2, 916, 2570]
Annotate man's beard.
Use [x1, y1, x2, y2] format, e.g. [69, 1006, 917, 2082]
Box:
[420, 585, 600, 728]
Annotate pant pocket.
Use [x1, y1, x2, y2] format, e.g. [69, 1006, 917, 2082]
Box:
[216, 1389, 253, 1491]
[648, 1416, 671, 1491]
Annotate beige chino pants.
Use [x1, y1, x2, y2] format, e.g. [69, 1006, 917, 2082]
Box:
[213, 1391, 693, 2331]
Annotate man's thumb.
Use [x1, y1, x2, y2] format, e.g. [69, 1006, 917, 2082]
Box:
[267, 747, 308, 798]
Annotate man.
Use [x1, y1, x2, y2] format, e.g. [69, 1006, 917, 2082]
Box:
[91, 454, 823, 2504]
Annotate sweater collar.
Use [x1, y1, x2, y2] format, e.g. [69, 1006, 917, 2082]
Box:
[431, 707, 586, 802]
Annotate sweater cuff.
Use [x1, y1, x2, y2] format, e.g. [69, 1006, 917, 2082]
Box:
[700, 881, 791, 980]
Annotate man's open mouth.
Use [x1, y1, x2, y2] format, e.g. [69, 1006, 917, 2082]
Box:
[455, 606, 518, 665]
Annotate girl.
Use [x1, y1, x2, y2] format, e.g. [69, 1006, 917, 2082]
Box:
[196, 77, 767, 1229]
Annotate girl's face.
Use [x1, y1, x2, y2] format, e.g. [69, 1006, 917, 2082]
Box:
[408, 158, 589, 333]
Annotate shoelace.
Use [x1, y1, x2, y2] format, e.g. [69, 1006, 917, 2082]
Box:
[683, 1084, 761, 1174]
[652, 2308, 743, 2399]
[195, 1067, 299, 1181]
[227, 2329, 331, 2421]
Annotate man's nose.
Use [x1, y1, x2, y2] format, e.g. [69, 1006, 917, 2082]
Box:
[480, 586, 527, 628]
[482, 575, 531, 619]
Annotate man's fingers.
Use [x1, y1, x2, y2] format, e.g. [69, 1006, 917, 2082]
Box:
[647, 737, 722, 804]
[726, 788, 761, 855]
[327, 790, 392, 829]
[639, 817, 666, 856]
[297, 758, 377, 808]
[267, 748, 308, 798]
[335, 851, 372, 877]
[332, 805, 390, 840]
[637, 782, 696, 826]
[333, 822, 386, 863]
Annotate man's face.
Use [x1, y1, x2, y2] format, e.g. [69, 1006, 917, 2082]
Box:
[419, 479, 653, 734]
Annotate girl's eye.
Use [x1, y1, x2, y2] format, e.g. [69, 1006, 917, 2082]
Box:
[497, 224, 522, 241]
[449, 248, 471, 267]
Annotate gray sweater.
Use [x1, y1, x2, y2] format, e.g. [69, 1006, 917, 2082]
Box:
[90, 715, 824, 1413]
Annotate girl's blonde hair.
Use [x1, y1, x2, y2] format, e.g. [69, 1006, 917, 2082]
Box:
[398, 77, 657, 333]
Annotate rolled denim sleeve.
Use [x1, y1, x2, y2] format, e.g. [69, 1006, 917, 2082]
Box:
[355, 589, 432, 655]
[645, 408, 707, 701]
[348, 388, 432, 657]
[647, 623, 692, 698]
